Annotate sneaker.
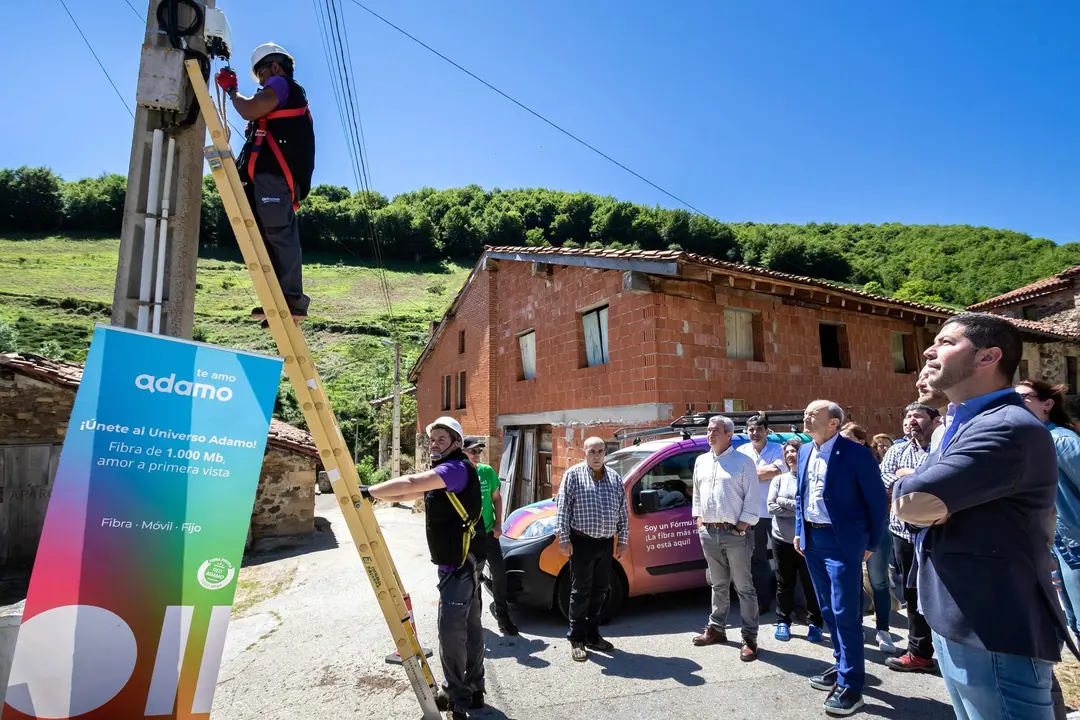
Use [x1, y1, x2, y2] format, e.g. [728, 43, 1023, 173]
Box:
[740, 637, 759, 662]
[876, 630, 898, 654]
[571, 641, 588, 662]
[497, 616, 519, 636]
[692, 625, 727, 646]
[470, 690, 485, 709]
[885, 652, 935, 673]
[586, 637, 614, 652]
[775, 623, 791, 642]
[823, 687, 864, 716]
[435, 691, 449, 711]
[810, 665, 839, 691]
[807, 624, 824, 643]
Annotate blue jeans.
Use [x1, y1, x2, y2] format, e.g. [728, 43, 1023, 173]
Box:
[932, 631, 1055, 720]
[863, 547, 892, 632]
[804, 526, 865, 693]
[1053, 546, 1080, 635]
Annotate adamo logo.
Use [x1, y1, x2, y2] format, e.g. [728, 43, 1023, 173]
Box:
[134, 373, 233, 402]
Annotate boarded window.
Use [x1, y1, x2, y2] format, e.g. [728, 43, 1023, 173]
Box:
[583, 306, 609, 367]
[456, 371, 467, 409]
[519, 331, 537, 380]
[725, 309, 756, 360]
[441, 375, 451, 411]
[819, 323, 850, 369]
[890, 332, 916, 373]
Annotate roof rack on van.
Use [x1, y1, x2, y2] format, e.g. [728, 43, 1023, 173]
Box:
[614, 410, 806, 445]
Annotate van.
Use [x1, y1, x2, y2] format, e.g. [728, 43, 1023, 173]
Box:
[491, 412, 808, 620]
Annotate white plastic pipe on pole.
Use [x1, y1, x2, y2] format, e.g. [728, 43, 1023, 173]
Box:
[137, 129, 164, 332]
[151, 136, 176, 335]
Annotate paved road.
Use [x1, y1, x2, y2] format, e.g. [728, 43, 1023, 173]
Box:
[212, 503, 954, 719]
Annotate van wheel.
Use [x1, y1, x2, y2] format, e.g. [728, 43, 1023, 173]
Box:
[555, 566, 627, 624]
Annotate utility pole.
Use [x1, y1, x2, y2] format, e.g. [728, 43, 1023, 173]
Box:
[392, 341, 402, 479]
[111, 0, 218, 338]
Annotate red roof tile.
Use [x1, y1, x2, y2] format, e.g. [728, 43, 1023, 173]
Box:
[967, 276, 1073, 311]
[0, 352, 318, 458]
[484, 245, 957, 315]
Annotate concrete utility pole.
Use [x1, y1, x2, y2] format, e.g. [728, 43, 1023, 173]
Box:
[111, 0, 217, 338]
[392, 341, 402, 479]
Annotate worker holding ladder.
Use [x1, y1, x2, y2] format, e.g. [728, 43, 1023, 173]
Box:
[364, 417, 487, 719]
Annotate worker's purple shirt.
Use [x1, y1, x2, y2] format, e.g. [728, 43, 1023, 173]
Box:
[264, 76, 290, 109]
[432, 460, 469, 573]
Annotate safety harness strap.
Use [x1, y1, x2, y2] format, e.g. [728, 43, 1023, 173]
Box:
[245, 107, 313, 211]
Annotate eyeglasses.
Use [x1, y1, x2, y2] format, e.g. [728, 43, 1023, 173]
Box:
[1016, 392, 1037, 400]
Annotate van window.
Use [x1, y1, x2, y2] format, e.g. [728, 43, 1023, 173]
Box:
[604, 449, 652, 480]
[633, 450, 700, 514]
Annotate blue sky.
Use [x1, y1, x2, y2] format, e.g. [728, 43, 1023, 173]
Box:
[4, 1, 1079, 242]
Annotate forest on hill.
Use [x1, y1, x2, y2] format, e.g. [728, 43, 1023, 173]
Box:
[3, 164, 1079, 308]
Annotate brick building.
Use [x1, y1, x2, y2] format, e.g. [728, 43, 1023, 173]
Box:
[0, 352, 319, 568]
[968, 264, 1080, 399]
[409, 246, 1080, 514]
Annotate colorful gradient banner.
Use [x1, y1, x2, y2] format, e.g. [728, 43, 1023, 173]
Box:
[3, 325, 283, 720]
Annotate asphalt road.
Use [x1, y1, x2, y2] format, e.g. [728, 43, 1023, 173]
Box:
[212, 502, 954, 719]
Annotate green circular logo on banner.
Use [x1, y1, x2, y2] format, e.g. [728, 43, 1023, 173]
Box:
[197, 557, 235, 590]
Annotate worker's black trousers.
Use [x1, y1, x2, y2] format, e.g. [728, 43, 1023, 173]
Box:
[437, 555, 484, 708]
[483, 531, 510, 621]
[567, 531, 614, 643]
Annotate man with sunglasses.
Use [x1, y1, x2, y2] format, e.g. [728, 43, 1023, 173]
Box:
[737, 413, 786, 614]
[216, 43, 315, 327]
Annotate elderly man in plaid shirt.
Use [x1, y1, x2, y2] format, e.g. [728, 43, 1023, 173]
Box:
[556, 436, 629, 662]
[880, 401, 939, 674]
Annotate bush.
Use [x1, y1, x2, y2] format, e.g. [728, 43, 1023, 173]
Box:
[0, 322, 16, 353]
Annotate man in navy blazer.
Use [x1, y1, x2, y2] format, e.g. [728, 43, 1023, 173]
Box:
[795, 399, 887, 717]
[894, 313, 1077, 719]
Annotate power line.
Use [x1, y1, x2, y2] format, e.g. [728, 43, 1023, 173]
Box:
[120, 0, 143, 21]
[59, 0, 135, 120]
[344, 0, 710, 218]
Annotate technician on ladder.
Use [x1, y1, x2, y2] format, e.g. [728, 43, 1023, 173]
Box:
[216, 43, 314, 327]
[362, 416, 486, 720]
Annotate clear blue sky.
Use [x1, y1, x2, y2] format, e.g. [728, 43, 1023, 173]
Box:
[3, 1, 1079, 242]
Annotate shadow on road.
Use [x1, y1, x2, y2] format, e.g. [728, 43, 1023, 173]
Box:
[483, 628, 551, 669]
[241, 516, 340, 568]
[587, 646, 706, 687]
[861, 687, 954, 719]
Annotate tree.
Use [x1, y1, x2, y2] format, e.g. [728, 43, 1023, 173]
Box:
[63, 174, 127, 233]
[0, 166, 65, 233]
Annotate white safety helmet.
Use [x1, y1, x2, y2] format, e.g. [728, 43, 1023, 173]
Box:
[425, 416, 464, 444]
[250, 42, 295, 84]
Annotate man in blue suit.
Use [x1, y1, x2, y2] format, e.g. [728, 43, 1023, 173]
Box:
[894, 313, 1077, 719]
[795, 399, 888, 716]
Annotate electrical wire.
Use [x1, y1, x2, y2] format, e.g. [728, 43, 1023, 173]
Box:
[121, 0, 143, 21]
[59, 0, 135, 120]
[344, 0, 710, 218]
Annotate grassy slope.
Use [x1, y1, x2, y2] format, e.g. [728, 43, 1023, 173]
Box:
[0, 236, 470, 426]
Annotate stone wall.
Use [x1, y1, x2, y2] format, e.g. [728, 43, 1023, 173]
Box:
[997, 287, 1076, 322]
[250, 447, 316, 539]
[0, 373, 74, 442]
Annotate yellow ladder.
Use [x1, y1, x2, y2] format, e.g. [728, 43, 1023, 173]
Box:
[183, 59, 443, 719]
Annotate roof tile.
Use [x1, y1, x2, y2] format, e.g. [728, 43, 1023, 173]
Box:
[0, 352, 318, 458]
[967, 276, 1073, 311]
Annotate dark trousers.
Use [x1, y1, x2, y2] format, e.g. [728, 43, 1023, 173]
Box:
[437, 557, 484, 707]
[568, 532, 613, 642]
[751, 518, 775, 610]
[483, 531, 510, 620]
[246, 174, 310, 314]
[774, 538, 823, 627]
[805, 525, 866, 693]
[892, 533, 933, 659]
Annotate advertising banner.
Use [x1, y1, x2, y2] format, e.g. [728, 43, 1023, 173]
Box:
[3, 325, 284, 720]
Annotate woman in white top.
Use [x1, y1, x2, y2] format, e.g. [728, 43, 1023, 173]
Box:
[767, 437, 824, 642]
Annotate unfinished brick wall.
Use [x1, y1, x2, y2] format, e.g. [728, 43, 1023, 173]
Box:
[250, 447, 315, 539]
[413, 264, 498, 453]
[0, 372, 74, 442]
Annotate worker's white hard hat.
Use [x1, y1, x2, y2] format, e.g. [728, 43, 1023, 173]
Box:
[250, 43, 295, 83]
[426, 416, 464, 443]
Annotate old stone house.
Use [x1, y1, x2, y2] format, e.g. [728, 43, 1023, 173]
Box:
[0, 352, 319, 568]
[968, 264, 1080, 396]
[407, 245, 1080, 515]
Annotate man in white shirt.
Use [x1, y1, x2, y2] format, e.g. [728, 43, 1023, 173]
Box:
[737, 413, 786, 614]
[691, 415, 761, 661]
